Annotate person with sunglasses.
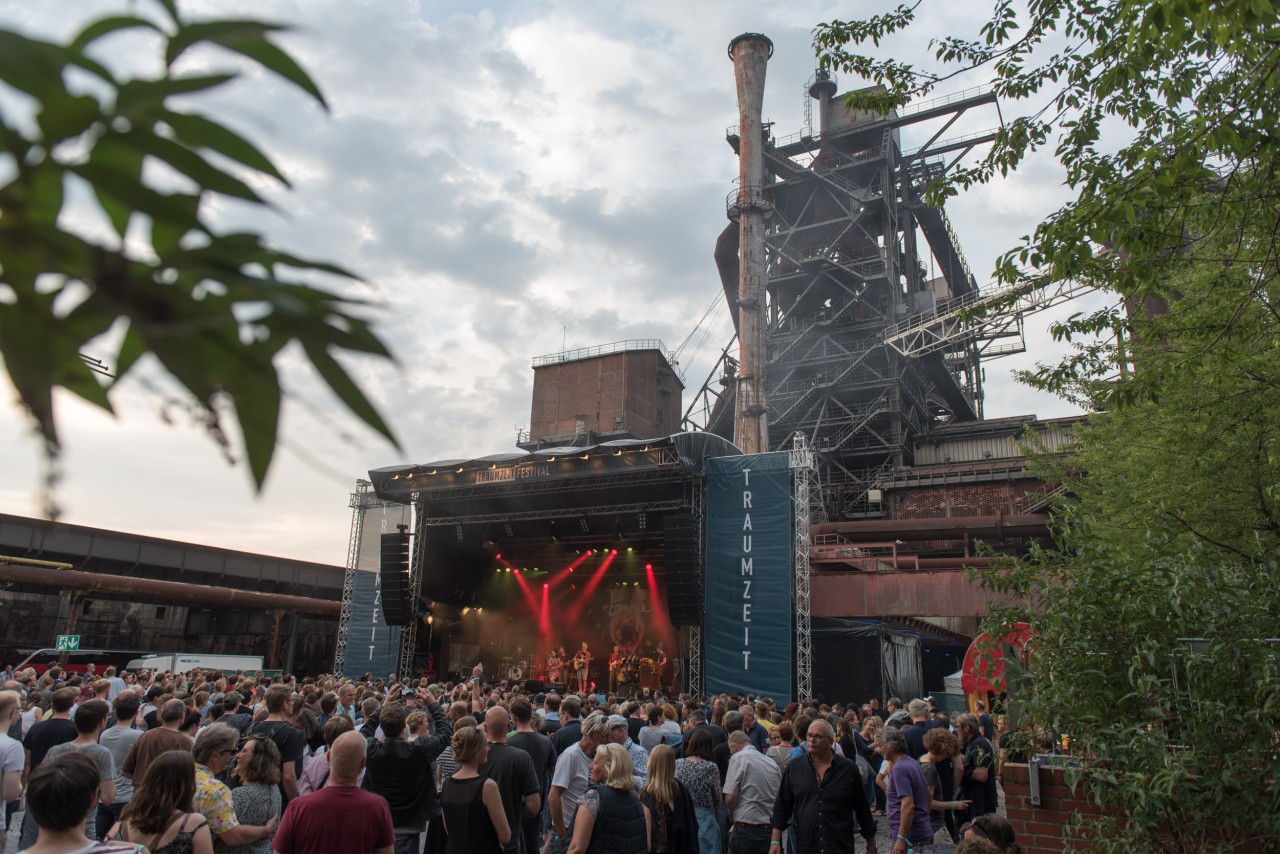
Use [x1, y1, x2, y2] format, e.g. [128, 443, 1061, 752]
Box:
[191, 724, 278, 849]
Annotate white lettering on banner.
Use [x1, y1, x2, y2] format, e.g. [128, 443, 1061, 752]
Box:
[743, 514, 752, 530]
[744, 626, 750, 645]
[743, 535, 752, 553]
[741, 558, 753, 575]
[743, 492, 752, 509]
[743, 651, 751, 668]
[743, 604, 752, 621]
[742, 580, 751, 598]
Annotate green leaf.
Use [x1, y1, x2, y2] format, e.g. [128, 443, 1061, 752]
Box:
[115, 74, 238, 119]
[303, 342, 400, 449]
[0, 31, 69, 100]
[120, 130, 265, 204]
[70, 16, 161, 52]
[164, 20, 328, 110]
[149, 193, 201, 257]
[26, 162, 65, 228]
[36, 93, 102, 144]
[223, 344, 282, 489]
[163, 110, 289, 185]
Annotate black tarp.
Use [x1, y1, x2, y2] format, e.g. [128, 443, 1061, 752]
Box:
[811, 617, 923, 705]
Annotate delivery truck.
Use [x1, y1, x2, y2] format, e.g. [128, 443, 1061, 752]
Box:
[124, 653, 273, 675]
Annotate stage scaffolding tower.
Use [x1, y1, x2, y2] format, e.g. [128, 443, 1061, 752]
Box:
[336, 480, 393, 673]
[790, 433, 819, 701]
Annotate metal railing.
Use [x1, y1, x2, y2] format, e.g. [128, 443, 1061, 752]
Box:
[532, 339, 684, 382]
[894, 84, 995, 119]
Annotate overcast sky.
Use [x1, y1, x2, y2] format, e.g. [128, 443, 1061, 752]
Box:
[0, 0, 1105, 564]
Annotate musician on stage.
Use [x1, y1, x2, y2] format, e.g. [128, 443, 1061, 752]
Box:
[547, 647, 564, 685]
[607, 645, 623, 694]
[619, 650, 641, 697]
[652, 645, 669, 692]
[571, 642, 591, 694]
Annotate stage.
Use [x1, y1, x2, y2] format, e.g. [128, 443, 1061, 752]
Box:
[362, 433, 738, 689]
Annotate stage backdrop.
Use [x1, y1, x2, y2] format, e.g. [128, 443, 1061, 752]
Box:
[705, 452, 792, 703]
[341, 502, 410, 679]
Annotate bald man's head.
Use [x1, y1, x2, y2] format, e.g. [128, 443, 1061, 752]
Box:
[328, 731, 367, 784]
[484, 706, 509, 741]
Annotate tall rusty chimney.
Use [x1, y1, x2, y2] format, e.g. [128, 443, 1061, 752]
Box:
[728, 32, 773, 455]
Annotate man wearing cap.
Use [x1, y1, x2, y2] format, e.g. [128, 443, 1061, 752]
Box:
[605, 714, 647, 789]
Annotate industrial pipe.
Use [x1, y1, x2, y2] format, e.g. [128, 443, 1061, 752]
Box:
[812, 514, 1050, 541]
[728, 32, 773, 454]
[0, 562, 340, 616]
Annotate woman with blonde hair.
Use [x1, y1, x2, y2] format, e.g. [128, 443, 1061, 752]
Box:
[439, 726, 510, 853]
[567, 743, 650, 854]
[639, 744, 697, 853]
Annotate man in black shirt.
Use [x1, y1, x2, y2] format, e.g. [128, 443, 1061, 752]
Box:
[956, 712, 999, 819]
[508, 698, 555, 854]
[360, 683, 452, 854]
[247, 686, 307, 806]
[550, 696, 582, 755]
[480, 706, 540, 853]
[20, 687, 78, 848]
[770, 719, 877, 854]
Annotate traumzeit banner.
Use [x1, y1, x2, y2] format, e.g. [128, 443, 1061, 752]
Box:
[704, 452, 792, 703]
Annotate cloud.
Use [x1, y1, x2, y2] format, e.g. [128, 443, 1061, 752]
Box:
[1, 0, 1095, 562]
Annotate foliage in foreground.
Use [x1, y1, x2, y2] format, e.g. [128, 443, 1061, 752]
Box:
[815, 1, 1280, 850]
[0, 0, 399, 492]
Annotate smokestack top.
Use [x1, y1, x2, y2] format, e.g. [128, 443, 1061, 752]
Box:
[727, 32, 774, 61]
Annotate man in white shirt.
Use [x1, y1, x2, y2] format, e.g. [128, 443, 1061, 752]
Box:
[548, 714, 608, 854]
[724, 730, 782, 854]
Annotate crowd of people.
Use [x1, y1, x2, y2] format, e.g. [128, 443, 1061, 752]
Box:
[0, 662, 1023, 854]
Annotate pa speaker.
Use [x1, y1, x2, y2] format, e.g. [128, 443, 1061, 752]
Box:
[379, 531, 413, 626]
[664, 512, 702, 626]
[524, 679, 545, 694]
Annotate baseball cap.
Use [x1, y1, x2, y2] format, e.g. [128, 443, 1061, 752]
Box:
[607, 714, 628, 729]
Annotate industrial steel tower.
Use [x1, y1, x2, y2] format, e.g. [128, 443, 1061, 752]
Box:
[698, 57, 1009, 521]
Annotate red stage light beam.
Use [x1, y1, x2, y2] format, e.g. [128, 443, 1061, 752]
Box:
[511, 568, 540, 614]
[547, 549, 593, 591]
[565, 550, 617, 623]
[645, 562, 678, 655]
[539, 583, 550, 634]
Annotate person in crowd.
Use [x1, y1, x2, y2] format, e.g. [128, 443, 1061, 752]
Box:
[638, 706, 668, 753]
[440, 725, 511, 853]
[770, 719, 877, 854]
[245, 687, 305, 807]
[722, 730, 781, 854]
[297, 716, 359, 796]
[605, 714, 648, 789]
[191, 724, 278, 849]
[639, 744, 697, 854]
[955, 837, 1003, 854]
[220, 694, 252, 736]
[962, 814, 1023, 854]
[955, 713, 999, 820]
[220, 734, 283, 854]
[120, 699, 190, 785]
[272, 730, 394, 854]
[566, 742, 649, 854]
[20, 752, 141, 854]
[766, 721, 793, 771]
[921, 727, 969, 844]
[109, 750, 214, 854]
[737, 707, 768, 755]
[360, 682, 453, 854]
[478, 705, 540, 854]
[508, 697, 556, 854]
[673, 727, 722, 854]
[45, 699, 115, 841]
[0, 690, 25, 844]
[551, 697, 584, 755]
[877, 728, 934, 854]
[549, 714, 610, 853]
[19, 687, 81, 849]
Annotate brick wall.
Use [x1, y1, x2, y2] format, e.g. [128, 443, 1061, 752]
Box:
[1002, 763, 1261, 853]
[1002, 762, 1095, 852]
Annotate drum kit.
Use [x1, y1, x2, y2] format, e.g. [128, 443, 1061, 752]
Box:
[500, 655, 531, 682]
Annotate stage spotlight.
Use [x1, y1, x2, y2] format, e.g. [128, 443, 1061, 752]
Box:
[627, 547, 633, 553]
[462, 607, 471, 615]
[476, 608, 483, 615]
[645, 564, 652, 570]
[579, 515, 591, 533]
[611, 549, 618, 556]
[455, 525, 464, 542]
[505, 567, 512, 573]
[543, 583, 549, 588]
